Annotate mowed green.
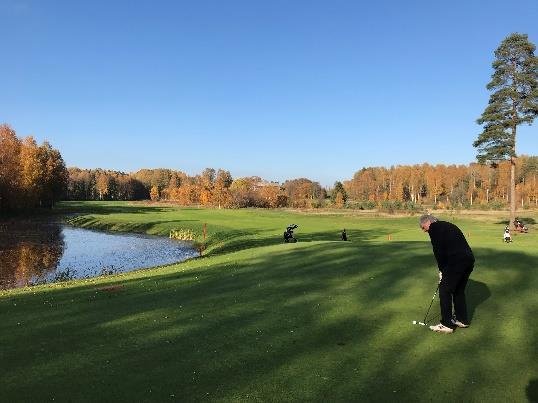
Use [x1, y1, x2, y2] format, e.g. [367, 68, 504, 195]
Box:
[1, 202, 537, 402]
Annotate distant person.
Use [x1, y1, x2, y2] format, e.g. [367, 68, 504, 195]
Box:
[419, 215, 475, 334]
[503, 226, 512, 242]
[341, 229, 348, 241]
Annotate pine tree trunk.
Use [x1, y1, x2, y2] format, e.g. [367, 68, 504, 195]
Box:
[509, 79, 517, 230]
[510, 157, 516, 229]
[510, 119, 516, 230]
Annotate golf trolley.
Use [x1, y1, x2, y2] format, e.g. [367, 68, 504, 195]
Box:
[513, 218, 529, 233]
[284, 224, 298, 243]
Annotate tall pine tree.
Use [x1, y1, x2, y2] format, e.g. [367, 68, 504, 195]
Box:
[474, 33, 538, 228]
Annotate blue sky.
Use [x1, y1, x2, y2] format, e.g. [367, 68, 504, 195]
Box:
[1, 0, 537, 187]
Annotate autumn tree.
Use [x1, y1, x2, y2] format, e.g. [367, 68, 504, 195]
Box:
[0, 126, 68, 210]
[40, 142, 68, 207]
[19, 137, 45, 208]
[150, 185, 159, 201]
[474, 33, 538, 228]
[282, 178, 322, 208]
[258, 184, 281, 208]
[518, 155, 538, 206]
[213, 169, 233, 208]
[66, 168, 148, 201]
[132, 169, 173, 192]
[95, 172, 110, 200]
[335, 192, 345, 208]
[229, 177, 257, 207]
[0, 124, 21, 210]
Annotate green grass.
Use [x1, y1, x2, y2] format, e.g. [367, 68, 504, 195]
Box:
[2, 201, 538, 402]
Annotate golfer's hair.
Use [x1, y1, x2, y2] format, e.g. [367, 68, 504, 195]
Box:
[419, 214, 438, 227]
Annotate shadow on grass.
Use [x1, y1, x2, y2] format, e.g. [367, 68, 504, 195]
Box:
[494, 216, 536, 226]
[467, 279, 491, 322]
[519, 217, 536, 225]
[0, 244, 536, 401]
[420, 278, 491, 325]
[527, 378, 538, 403]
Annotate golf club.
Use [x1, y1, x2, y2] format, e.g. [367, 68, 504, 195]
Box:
[412, 283, 440, 326]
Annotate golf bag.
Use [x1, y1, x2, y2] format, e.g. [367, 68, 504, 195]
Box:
[513, 219, 528, 233]
[284, 224, 298, 243]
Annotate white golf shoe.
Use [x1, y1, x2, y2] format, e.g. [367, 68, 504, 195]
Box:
[451, 318, 469, 328]
[429, 323, 454, 334]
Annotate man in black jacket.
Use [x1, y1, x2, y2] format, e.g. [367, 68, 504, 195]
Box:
[419, 215, 475, 334]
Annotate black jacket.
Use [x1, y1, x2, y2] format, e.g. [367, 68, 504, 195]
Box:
[428, 221, 474, 273]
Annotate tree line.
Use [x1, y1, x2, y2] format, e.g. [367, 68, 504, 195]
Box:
[65, 158, 538, 210]
[2, 123, 537, 212]
[0, 124, 68, 211]
[344, 158, 538, 209]
[66, 167, 326, 209]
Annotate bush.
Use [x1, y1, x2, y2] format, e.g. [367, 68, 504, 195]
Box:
[378, 200, 418, 212]
[344, 200, 376, 210]
[488, 200, 505, 210]
[309, 199, 323, 209]
[364, 201, 376, 209]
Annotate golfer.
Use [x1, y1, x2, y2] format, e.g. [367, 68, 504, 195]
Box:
[503, 226, 512, 243]
[419, 215, 475, 334]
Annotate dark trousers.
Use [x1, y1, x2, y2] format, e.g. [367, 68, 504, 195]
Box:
[439, 269, 472, 328]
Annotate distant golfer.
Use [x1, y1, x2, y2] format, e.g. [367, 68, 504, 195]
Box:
[341, 229, 348, 241]
[503, 226, 512, 243]
[419, 215, 475, 334]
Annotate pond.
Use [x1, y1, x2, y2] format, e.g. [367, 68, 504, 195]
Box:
[0, 219, 198, 290]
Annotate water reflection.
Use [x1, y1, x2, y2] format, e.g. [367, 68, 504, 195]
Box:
[0, 220, 64, 289]
[0, 219, 197, 290]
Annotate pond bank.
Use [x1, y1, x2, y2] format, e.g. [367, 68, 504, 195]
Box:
[0, 217, 198, 290]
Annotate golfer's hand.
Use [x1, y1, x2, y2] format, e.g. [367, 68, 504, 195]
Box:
[438, 271, 442, 283]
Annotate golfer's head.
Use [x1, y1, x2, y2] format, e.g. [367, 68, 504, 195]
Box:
[419, 215, 437, 232]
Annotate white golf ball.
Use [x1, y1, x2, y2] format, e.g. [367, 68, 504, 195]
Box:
[412, 320, 417, 324]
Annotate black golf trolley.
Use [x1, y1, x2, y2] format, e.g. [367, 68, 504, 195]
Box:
[284, 224, 298, 243]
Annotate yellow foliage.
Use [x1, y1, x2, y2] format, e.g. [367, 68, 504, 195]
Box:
[150, 185, 159, 201]
[335, 192, 345, 208]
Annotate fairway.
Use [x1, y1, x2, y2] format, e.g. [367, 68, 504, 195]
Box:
[1, 202, 538, 402]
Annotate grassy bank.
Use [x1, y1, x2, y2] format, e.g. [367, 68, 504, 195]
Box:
[1, 202, 537, 402]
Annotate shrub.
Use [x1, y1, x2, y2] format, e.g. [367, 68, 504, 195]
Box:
[488, 200, 505, 210]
